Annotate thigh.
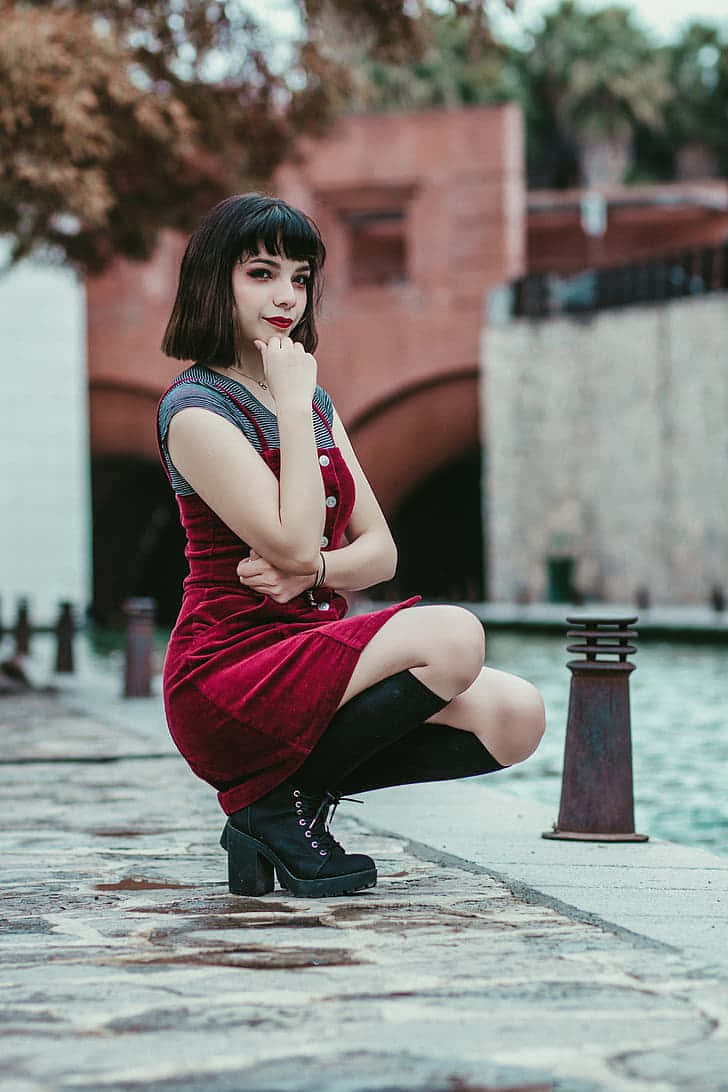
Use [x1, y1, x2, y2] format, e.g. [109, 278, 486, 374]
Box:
[337, 604, 485, 709]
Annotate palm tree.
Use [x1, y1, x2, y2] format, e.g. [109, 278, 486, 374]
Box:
[663, 22, 728, 179]
[525, 1, 673, 186]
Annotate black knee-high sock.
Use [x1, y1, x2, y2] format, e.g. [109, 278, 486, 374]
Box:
[293, 670, 449, 793]
[337, 722, 505, 795]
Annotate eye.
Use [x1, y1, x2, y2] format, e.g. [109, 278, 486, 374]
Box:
[293, 274, 310, 287]
[247, 268, 271, 279]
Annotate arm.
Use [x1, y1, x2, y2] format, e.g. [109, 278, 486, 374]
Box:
[239, 407, 397, 597]
[167, 341, 325, 574]
[318, 407, 397, 590]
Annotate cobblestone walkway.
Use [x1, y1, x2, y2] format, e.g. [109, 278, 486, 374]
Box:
[2, 689, 727, 1091]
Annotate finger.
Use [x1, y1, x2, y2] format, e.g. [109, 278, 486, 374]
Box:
[246, 580, 275, 594]
[241, 566, 270, 581]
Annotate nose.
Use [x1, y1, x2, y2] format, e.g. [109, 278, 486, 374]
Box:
[273, 278, 298, 309]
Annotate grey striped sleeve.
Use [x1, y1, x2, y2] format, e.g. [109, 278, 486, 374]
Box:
[157, 370, 337, 496]
[157, 382, 264, 495]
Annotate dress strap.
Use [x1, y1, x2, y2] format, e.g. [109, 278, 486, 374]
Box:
[312, 400, 335, 442]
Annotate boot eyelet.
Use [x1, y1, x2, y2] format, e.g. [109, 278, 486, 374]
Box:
[293, 790, 301, 798]
[319, 850, 327, 855]
[311, 841, 318, 848]
[298, 819, 306, 826]
[305, 831, 312, 838]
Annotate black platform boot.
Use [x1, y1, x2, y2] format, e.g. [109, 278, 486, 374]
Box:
[220, 671, 449, 897]
[220, 784, 376, 898]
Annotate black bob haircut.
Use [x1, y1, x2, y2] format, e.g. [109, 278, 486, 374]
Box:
[162, 193, 326, 362]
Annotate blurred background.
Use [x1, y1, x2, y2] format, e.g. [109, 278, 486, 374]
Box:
[1, 0, 727, 850]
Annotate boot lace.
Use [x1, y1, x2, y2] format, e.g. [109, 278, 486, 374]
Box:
[292, 789, 362, 857]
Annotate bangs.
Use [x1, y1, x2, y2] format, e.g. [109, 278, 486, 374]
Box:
[236, 203, 325, 268]
[162, 193, 325, 363]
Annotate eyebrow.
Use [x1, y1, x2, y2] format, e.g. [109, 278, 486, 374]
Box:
[245, 257, 311, 272]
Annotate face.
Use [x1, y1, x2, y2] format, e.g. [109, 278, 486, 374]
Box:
[231, 247, 311, 348]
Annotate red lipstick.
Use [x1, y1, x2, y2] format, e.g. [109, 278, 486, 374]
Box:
[265, 317, 293, 329]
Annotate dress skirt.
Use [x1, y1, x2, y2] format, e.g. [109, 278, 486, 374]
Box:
[163, 587, 421, 814]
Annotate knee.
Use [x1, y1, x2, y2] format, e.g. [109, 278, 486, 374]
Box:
[440, 607, 486, 693]
[496, 681, 546, 766]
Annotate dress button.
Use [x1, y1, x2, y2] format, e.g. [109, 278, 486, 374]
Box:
[321, 536, 329, 547]
[317, 601, 331, 612]
[325, 496, 337, 508]
[319, 454, 330, 467]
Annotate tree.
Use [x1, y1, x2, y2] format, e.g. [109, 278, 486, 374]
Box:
[524, 1, 673, 186]
[2, 0, 456, 271]
[662, 22, 728, 179]
[340, 8, 520, 113]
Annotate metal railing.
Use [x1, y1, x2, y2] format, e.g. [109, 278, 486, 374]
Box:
[512, 243, 728, 318]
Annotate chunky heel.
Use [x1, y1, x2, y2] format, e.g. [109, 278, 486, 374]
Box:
[225, 786, 377, 898]
[223, 822, 275, 896]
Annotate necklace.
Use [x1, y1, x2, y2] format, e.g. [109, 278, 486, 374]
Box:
[226, 363, 268, 389]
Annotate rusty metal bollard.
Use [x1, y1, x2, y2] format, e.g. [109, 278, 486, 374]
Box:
[54, 601, 75, 673]
[122, 597, 156, 698]
[543, 615, 648, 843]
[15, 598, 30, 656]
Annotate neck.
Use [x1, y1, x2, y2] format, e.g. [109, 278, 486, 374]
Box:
[211, 353, 267, 389]
[229, 360, 263, 381]
[227, 344, 265, 382]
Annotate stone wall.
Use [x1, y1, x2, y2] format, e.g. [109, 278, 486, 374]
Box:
[0, 242, 91, 625]
[482, 294, 728, 605]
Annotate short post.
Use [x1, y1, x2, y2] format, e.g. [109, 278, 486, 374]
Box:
[54, 601, 75, 673]
[15, 598, 30, 656]
[122, 597, 156, 698]
[543, 615, 648, 843]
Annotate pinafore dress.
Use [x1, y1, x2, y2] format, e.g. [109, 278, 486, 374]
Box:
[156, 375, 420, 815]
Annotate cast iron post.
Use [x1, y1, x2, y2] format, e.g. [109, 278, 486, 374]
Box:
[54, 601, 75, 673]
[123, 597, 156, 698]
[15, 599, 30, 656]
[543, 615, 648, 842]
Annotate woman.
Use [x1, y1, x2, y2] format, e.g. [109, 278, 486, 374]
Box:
[157, 193, 545, 899]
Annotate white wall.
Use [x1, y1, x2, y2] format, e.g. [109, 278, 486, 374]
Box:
[482, 293, 728, 605]
[0, 241, 91, 629]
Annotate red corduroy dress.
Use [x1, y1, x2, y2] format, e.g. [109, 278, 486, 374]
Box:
[156, 378, 419, 815]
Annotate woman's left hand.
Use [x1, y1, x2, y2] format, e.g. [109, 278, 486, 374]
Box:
[237, 550, 317, 603]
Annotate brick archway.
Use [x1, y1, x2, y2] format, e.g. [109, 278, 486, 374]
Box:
[349, 372, 485, 601]
[348, 370, 480, 517]
[89, 381, 161, 460]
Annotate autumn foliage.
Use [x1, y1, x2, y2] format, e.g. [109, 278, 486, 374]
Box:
[0, 0, 430, 270]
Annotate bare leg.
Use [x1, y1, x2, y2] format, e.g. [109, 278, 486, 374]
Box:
[426, 666, 546, 767]
[338, 605, 486, 708]
[336, 604, 544, 768]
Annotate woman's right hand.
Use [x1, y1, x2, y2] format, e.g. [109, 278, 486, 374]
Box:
[253, 336, 317, 408]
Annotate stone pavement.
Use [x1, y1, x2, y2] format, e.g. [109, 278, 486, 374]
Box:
[2, 670, 728, 1092]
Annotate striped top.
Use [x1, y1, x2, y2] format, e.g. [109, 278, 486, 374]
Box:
[157, 364, 336, 496]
